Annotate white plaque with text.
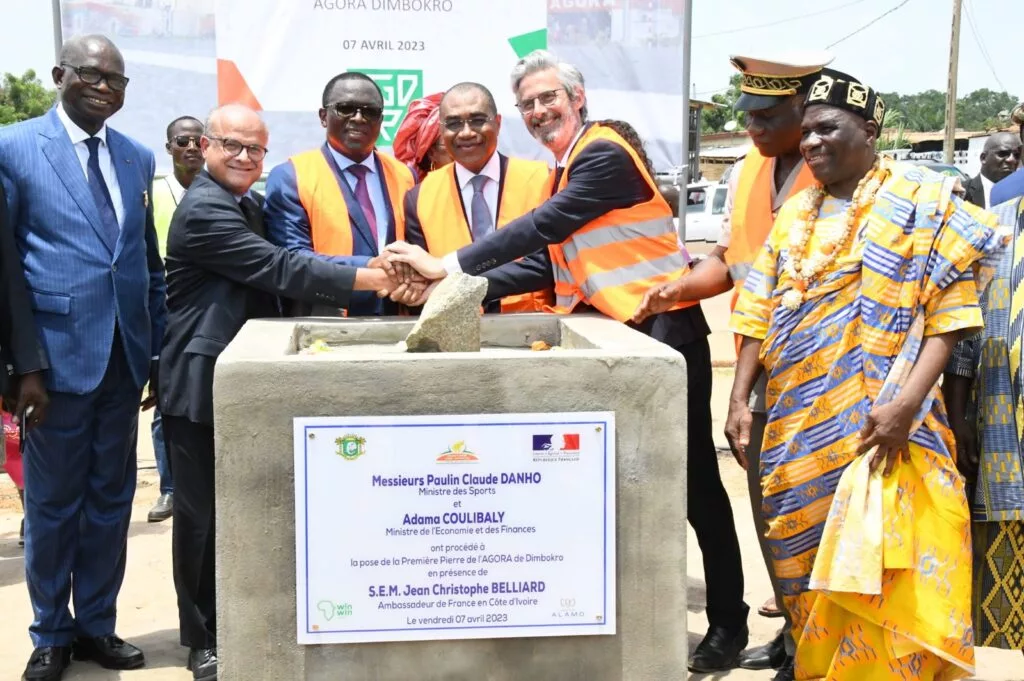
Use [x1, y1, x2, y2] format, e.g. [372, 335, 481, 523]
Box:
[293, 412, 616, 644]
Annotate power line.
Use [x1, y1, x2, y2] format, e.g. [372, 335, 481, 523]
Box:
[694, 0, 869, 39]
[825, 0, 912, 49]
[961, 0, 1007, 92]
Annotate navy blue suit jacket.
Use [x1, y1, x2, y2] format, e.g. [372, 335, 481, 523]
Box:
[0, 107, 166, 395]
[451, 125, 708, 348]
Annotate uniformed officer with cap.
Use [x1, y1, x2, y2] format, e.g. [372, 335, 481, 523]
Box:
[633, 51, 832, 680]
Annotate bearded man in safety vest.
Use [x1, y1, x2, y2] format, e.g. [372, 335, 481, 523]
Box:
[385, 49, 751, 672]
[630, 52, 833, 681]
[404, 81, 553, 313]
[265, 71, 415, 316]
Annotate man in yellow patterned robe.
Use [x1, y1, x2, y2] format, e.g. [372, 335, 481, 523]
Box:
[725, 68, 1004, 680]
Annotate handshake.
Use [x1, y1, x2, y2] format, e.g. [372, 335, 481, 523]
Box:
[368, 241, 450, 307]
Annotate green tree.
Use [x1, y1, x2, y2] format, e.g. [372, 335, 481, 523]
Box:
[701, 74, 745, 134]
[956, 88, 1019, 130]
[0, 70, 57, 125]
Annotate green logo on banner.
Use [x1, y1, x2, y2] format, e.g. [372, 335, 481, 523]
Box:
[352, 69, 424, 146]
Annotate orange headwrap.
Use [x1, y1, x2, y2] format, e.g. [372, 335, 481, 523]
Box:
[393, 92, 444, 180]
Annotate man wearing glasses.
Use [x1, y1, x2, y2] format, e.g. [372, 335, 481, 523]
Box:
[265, 71, 415, 316]
[386, 49, 749, 671]
[403, 81, 553, 313]
[0, 35, 166, 680]
[145, 115, 205, 527]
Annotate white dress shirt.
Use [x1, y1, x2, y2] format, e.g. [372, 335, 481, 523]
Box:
[454, 152, 501, 238]
[328, 146, 389, 254]
[56, 103, 125, 228]
[981, 174, 994, 209]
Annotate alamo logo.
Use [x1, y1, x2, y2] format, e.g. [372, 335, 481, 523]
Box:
[354, 68, 424, 145]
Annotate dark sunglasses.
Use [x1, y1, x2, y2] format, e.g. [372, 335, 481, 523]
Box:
[61, 63, 129, 92]
[171, 135, 201, 149]
[442, 116, 493, 134]
[206, 135, 267, 162]
[328, 102, 384, 122]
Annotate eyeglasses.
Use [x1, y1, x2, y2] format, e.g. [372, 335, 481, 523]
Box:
[328, 102, 384, 122]
[442, 116, 494, 134]
[206, 135, 267, 162]
[60, 63, 129, 92]
[171, 135, 201, 149]
[515, 89, 564, 114]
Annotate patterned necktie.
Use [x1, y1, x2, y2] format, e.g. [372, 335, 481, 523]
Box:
[84, 136, 120, 246]
[347, 164, 379, 245]
[469, 174, 493, 241]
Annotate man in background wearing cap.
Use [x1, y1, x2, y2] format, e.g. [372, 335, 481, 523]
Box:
[632, 52, 831, 679]
[727, 68, 1001, 679]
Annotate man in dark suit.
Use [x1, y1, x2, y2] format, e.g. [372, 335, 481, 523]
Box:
[404, 81, 552, 314]
[387, 50, 750, 670]
[0, 35, 166, 681]
[964, 131, 1022, 208]
[0, 182, 48, 420]
[159, 103, 423, 681]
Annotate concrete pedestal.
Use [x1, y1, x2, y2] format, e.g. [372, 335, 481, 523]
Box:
[213, 314, 688, 680]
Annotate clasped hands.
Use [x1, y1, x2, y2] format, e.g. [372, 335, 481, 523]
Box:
[368, 242, 449, 307]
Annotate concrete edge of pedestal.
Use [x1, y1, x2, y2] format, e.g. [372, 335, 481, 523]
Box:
[213, 314, 688, 681]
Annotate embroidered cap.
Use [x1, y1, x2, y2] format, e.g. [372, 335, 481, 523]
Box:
[804, 68, 886, 127]
[729, 51, 834, 112]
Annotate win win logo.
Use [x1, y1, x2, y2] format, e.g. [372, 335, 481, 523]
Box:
[533, 434, 580, 452]
[355, 68, 423, 145]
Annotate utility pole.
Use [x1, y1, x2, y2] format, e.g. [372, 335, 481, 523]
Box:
[51, 0, 64, 60]
[678, 0, 692, 243]
[943, 0, 962, 164]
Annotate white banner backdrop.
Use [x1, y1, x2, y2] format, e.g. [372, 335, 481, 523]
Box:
[59, 0, 685, 173]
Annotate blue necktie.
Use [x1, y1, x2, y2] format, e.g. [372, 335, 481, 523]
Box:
[469, 174, 492, 241]
[85, 136, 120, 247]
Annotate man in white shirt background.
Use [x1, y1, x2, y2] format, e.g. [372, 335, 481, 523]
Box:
[145, 114, 204, 526]
[964, 131, 1022, 209]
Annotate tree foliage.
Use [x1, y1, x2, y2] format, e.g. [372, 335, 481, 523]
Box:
[700, 75, 1018, 134]
[0, 71, 57, 126]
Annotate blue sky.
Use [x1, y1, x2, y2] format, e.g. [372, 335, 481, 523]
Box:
[691, 0, 1019, 98]
[1, 0, 1017, 99]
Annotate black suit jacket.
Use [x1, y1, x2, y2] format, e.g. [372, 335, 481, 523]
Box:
[0, 181, 47, 405]
[159, 172, 360, 425]
[964, 174, 986, 209]
[450, 124, 709, 349]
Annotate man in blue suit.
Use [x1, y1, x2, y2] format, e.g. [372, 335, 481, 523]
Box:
[0, 34, 166, 681]
[264, 72, 415, 317]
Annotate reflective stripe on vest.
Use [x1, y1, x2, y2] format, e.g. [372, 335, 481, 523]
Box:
[416, 157, 555, 313]
[723, 147, 815, 354]
[289, 147, 414, 256]
[546, 124, 693, 322]
[723, 147, 815, 295]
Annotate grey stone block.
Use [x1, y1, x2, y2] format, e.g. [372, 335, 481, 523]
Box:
[214, 313, 688, 681]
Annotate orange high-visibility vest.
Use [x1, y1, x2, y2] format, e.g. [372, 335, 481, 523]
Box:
[723, 148, 816, 352]
[547, 124, 693, 322]
[289, 147, 414, 255]
[416, 157, 554, 313]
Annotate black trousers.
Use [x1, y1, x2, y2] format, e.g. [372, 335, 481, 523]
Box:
[676, 336, 749, 631]
[162, 414, 217, 649]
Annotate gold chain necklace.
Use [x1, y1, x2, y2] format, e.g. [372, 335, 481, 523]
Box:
[781, 155, 887, 311]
